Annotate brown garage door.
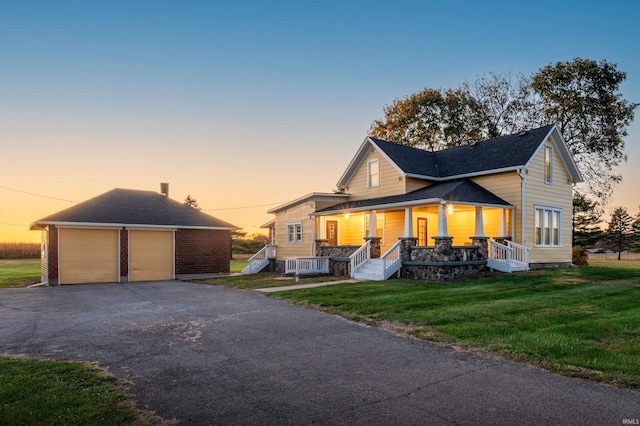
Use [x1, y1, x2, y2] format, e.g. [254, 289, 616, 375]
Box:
[59, 228, 119, 285]
[129, 230, 174, 282]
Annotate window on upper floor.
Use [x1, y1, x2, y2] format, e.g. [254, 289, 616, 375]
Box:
[535, 206, 561, 247]
[287, 222, 302, 243]
[544, 146, 553, 184]
[367, 159, 380, 188]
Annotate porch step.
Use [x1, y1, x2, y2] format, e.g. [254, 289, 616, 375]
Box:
[353, 259, 385, 281]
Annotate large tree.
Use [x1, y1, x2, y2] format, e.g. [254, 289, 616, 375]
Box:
[183, 195, 202, 211]
[605, 207, 634, 260]
[631, 209, 640, 253]
[370, 58, 637, 202]
[532, 58, 638, 200]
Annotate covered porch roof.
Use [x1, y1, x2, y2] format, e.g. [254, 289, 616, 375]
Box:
[313, 179, 512, 216]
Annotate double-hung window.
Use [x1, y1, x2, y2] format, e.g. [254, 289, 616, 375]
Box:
[367, 159, 380, 188]
[287, 223, 302, 243]
[534, 206, 561, 246]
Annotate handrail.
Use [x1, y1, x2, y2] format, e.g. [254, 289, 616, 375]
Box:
[349, 240, 371, 278]
[284, 257, 330, 275]
[506, 240, 530, 267]
[381, 240, 402, 280]
[488, 240, 513, 272]
[242, 245, 276, 274]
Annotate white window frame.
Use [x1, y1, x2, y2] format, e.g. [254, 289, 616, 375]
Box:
[367, 159, 380, 188]
[534, 206, 561, 247]
[287, 222, 303, 243]
[544, 145, 553, 184]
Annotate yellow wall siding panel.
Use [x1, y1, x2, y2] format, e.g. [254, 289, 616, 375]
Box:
[274, 202, 317, 259]
[471, 172, 523, 243]
[347, 148, 406, 201]
[59, 228, 119, 285]
[382, 211, 404, 252]
[523, 138, 574, 264]
[129, 230, 174, 282]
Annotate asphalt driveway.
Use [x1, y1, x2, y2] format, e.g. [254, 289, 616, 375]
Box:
[1, 281, 638, 425]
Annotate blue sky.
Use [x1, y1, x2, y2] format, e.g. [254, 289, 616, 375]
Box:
[1, 0, 639, 241]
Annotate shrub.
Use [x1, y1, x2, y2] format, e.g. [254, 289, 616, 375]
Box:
[572, 246, 589, 266]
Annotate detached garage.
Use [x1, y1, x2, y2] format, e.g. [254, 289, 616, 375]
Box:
[31, 185, 238, 285]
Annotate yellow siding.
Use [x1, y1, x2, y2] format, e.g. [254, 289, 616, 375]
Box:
[346, 148, 406, 200]
[523, 138, 573, 264]
[382, 211, 404, 252]
[129, 230, 174, 282]
[471, 172, 522, 241]
[274, 201, 317, 259]
[406, 177, 429, 193]
[59, 228, 119, 285]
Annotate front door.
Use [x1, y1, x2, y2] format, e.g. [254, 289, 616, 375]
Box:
[417, 217, 428, 246]
[326, 220, 338, 246]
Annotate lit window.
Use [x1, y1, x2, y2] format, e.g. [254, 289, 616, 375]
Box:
[368, 159, 380, 188]
[544, 146, 553, 184]
[287, 223, 302, 243]
[534, 206, 561, 247]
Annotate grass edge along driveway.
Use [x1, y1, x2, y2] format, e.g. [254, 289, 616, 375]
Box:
[263, 260, 640, 391]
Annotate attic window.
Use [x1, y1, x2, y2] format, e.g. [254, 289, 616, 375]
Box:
[367, 159, 380, 188]
[544, 146, 553, 184]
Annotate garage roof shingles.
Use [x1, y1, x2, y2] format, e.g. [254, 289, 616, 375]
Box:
[33, 188, 238, 229]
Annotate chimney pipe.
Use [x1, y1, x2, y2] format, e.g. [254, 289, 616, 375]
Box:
[160, 182, 169, 197]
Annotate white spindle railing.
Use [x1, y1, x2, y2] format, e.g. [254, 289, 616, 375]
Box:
[381, 240, 402, 279]
[349, 240, 371, 278]
[488, 240, 513, 272]
[241, 245, 276, 274]
[506, 240, 530, 268]
[284, 257, 330, 275]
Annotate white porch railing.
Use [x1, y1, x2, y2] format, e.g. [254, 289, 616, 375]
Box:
[381, 240, 402, 280]
[284, 257, 330, 275]
[349, 240, 371, 278]
[241, 245, 276, 274]
[487, 240, 529, 273]
[506, 240, 530, 268]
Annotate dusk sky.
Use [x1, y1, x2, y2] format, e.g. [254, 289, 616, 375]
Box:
[2, 0, 639, 242]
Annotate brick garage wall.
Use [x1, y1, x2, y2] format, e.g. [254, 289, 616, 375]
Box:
[175, 229, 231, 274]
[47, 225, 59, 283]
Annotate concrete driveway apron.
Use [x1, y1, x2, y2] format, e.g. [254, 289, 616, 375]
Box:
[1, 281, 638, 425]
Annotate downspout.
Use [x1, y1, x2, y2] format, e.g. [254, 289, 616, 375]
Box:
[517, 168, 526, 246]
[27, 223, 49, 287]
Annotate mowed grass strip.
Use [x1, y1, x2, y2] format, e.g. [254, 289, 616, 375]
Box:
[0, 356, 162, 425]
[0, 259, 40, 288]
[271, 261, 640, 389]
[193, 272, 348, 290]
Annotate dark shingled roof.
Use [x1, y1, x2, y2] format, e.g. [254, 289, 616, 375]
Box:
[370, 124, 555, 178]
[316, 179, 510, 214]
[33, 188, 238, 229]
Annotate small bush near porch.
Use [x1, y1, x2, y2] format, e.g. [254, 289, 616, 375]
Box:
[270, 259, 640, 390]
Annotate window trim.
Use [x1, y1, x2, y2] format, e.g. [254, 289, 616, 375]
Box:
[544, 145, 553, 184]
[534, 205, 561, 247]
[286, 222, 303, 243]
[367, 159, 380, 188]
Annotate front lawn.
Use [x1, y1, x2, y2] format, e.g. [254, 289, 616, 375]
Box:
[267, 261, 640, 389]
[192, 272, 348, 290]
[0, 259, 40, 288]
[0, 356, 160, 425]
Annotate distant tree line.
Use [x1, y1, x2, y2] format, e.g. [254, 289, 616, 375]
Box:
[0, 242, 41, 259]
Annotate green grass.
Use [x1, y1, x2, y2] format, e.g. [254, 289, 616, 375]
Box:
[262, 261, 640, 389]
[230, 259, 248, 273]
[0, 356, 159, 425]
[0, 259, 40, 288]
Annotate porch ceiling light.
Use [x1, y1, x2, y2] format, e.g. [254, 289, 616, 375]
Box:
[345, 213, 350, 219]
[447, 204, 454, 215]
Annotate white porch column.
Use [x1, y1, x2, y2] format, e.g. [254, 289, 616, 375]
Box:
[498, 208, 506, 237]
[316, 216, 322, 239]
[404, 207, 413, 238]
[474, 206, 485, 237]
[437, 202, 448, 237]
[368, 210, 377, 238]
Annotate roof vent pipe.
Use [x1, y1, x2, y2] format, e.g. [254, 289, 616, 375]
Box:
[160, 182, 169, 197]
